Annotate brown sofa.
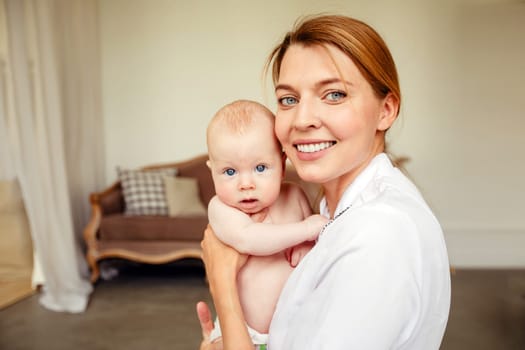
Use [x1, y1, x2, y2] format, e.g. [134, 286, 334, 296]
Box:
[83, 153, 323, 283]
[83, 154, 214, 283]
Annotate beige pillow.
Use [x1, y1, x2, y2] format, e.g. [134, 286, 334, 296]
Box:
[164, 176, 207, 217]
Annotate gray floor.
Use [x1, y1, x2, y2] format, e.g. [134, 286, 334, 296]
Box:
[1, 261, 524, 350]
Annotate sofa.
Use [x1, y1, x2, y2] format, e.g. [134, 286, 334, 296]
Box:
[83, 153, 323, 283]
[83, 154, 214, 283]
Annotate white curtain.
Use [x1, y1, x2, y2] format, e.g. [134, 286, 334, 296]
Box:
[2, 0, 105, 312]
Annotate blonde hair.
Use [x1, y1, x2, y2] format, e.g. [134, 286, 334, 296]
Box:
[266, 15, 401, 114]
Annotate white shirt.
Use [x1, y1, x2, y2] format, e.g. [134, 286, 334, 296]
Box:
[268, 153, 451, 349]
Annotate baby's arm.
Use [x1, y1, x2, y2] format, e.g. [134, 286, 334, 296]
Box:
[284, 182, 322, 266]
[208, 195, 327, 256]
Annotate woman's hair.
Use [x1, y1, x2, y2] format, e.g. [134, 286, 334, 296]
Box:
[266, 14, 401, 115]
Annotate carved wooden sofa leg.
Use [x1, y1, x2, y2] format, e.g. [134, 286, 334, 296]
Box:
[87, 253, 100, 283]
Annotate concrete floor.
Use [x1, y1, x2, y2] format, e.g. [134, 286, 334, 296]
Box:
[1, 261, 524, 349]
[442, 268, 525, 350]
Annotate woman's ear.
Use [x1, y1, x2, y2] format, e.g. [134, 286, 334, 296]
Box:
[377, 93, 399, 131]
[206, 160, 212, 170]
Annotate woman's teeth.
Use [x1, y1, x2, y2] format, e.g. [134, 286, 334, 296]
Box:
[296, 142, 334, 153]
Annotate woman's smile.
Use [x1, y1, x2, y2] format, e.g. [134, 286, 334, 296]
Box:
[295, 141, 336, 153]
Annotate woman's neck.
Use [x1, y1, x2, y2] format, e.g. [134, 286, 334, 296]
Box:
[322, 149, 383, 218]
[323, 180, 351, 219]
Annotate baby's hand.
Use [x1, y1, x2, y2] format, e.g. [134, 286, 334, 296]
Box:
[306, 214, 329, 240]
[286, 241, 315, 267]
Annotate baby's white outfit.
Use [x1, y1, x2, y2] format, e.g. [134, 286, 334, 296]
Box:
[210, 317, 268, 345]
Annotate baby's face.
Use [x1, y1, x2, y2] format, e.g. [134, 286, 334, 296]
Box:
[208, 118, 283, 214]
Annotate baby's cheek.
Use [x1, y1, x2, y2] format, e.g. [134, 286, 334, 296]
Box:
[215, 186, 237, 208]
[265, 183, 282, 205]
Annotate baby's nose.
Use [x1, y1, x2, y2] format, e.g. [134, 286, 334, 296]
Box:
[238, 175, 255, 190]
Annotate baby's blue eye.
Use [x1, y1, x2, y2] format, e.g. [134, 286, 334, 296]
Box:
[224, 168, 236, 176]
[255, 164, 267, 173]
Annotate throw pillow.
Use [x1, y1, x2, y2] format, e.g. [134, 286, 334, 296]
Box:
[118, 167, 177, 216]
[164, 176, 207, 217]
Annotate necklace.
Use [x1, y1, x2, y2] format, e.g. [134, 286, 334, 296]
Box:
[317, 205, 352, 240]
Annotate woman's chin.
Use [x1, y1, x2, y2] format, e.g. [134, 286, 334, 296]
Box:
[295, 167, 327, 184]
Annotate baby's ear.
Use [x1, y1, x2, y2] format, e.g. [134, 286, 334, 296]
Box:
[206, 160, 212, 170]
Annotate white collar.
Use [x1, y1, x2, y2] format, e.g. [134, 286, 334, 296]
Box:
[319, 153, 393, 219]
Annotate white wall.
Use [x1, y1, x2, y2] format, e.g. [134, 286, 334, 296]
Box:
[99, 0, 525, 267]
[0, 1, 16, 181]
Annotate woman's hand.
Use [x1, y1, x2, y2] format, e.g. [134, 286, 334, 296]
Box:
[200, 225, 248, 296]
[196, 301, 223, 350]
[199, 225, 252, 349]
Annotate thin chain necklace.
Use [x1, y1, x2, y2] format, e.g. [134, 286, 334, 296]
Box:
[317, 205, 352, 240]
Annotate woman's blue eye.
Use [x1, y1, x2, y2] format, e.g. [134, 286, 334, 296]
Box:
[279, 96, 297, 106]
[326, 91, 346, 101]
[224, 168, 236, 176]
[255, 164, 267, 173]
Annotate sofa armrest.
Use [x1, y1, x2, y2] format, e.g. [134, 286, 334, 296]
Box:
[83, 193, 102, 249]
[83, 183, 124, 251]
[96, 182, 125, 215]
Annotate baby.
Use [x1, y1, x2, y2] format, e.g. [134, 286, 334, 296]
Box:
[206, 100, 328, 347]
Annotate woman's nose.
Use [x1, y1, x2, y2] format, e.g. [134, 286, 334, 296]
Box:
[293, 98, 322, 130]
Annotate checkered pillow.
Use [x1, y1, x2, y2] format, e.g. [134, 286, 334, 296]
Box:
[118, 167, 178, 216]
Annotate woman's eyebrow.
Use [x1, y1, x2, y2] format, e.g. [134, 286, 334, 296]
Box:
[315, 78, 353, 89]
[274, 83, 293, 92]
[275, 78, 353, 92]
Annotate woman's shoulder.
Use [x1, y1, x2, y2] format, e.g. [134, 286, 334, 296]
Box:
[355, 163, 439, 227]
[328, 184, 444, 262]
[345, 198, 419, 238]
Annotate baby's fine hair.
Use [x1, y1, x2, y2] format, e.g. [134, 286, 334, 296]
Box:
[206, 100, 277, 152]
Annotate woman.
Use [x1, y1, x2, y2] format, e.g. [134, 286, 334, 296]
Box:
[198, 14, 451, 350]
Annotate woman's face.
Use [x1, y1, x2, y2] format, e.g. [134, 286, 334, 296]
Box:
[274, 44, 397, 202]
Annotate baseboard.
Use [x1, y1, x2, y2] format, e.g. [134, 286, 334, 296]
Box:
[0, 279, 35, 310]
[443, 228, 525, 268]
